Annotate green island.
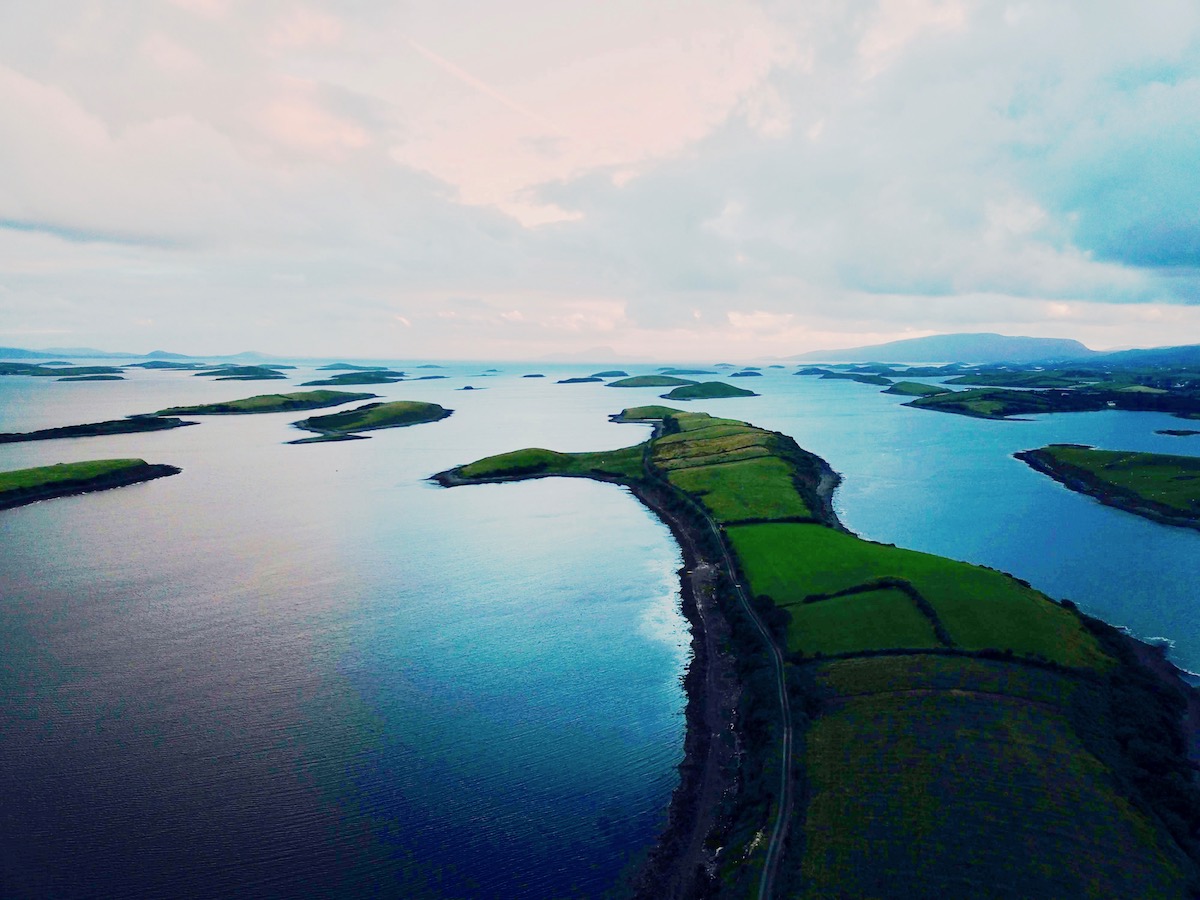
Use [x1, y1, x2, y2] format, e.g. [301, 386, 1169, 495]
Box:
[662, 381, 758, 401]
[0, 363, 125, 377]
[0, 417, 196, 443]
[882, 380, 949, 397]
[1159, 429, 1200, 437]
[59, 374, 124, 382]
[819, 371, 893, 386]
[289, 400, 452, 443]
[1017, 444, 1200, 531]
[608, 375, 698, 388]
[898, 364, 1200, 420]
[194, 365, 289, 381]
[301, 370, 406, 386]
[591, 370, 629, 377]
[661, 368, 715, 376]
[0, 459, 181, 511]
[729, 370, 763, 378]
[152, 390, 376, 416]
[435, 407, 1200, 899]
[557, 376, 603, 384]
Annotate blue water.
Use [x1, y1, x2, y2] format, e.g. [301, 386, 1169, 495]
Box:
[1, 360, 1198, 898]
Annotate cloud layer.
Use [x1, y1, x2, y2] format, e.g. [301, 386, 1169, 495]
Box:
[1, 1, 1198, 358]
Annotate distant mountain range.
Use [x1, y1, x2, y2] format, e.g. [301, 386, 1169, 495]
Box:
[0, 346, 276, 361]
[791, 333, 1098, 364]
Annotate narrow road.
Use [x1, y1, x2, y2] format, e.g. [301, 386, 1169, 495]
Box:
[701, 514, 793, 900]
[642, 436, 793, 900]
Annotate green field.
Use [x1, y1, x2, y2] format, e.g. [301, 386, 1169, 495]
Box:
[666, 456, 810, 522]
[727, 522, 1107, 668]
[607, 375, 697, 388]
[155, 390, 376, 416]
[1018, 445, 1200, 523]
[291, 400, 451, 441]
[796, 684, 1186, 899]
[661, 381, 758, 400]
[784, 588, 941, 655]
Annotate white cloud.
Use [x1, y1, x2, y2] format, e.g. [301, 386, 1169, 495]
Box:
[0, 0, 1197, 359]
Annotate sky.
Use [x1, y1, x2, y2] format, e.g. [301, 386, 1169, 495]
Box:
[1, 1, 1199, 360]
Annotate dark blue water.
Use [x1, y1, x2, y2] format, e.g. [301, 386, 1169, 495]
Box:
[1, 360, 1197, 898]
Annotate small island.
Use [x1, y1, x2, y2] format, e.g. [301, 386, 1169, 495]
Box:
[590, 370, 629, 378]
[195, 365, 289, 381]
[152, 390, 377, 416]
[289, 400, 452, 443]
[0, 417, 196, 443]
[556, 376, 603, 384]
[882, 380, 950, 397]
[0, 459, 181, 511]
[661, 381, 758, 401]
[1016, 444, 1200, 530]
[300, 370, 405, 386]
[607, 375, 697, 388]
[820, 371, 892, 386]
[59, 374, 125, 382]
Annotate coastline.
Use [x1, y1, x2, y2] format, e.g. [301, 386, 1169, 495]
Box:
[437, 426, 1200, 895]
[432, 430, 845, 899]
[1015, 449, 1200, 532]
[0, 462, 181, 511]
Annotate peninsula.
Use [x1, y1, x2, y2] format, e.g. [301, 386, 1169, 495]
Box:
[289, 400, 451, 443]
[1017, 444, 1200, 531]
[436, 408, 1200, 899]
[0, 459, 181, 511]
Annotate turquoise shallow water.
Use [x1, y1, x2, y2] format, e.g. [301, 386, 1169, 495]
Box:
[1, 361, 1197, 898]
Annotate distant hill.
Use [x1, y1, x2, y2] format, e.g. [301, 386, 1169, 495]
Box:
[791, 333, 1097, 364]
[1090, 344, 1200, 368]
[0, 346, 277, 361]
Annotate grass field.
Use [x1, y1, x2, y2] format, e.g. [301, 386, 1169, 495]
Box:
[0, 459, 149, 492]
[783, 588, 942, 655]
[1022, 445, 1200, 518]
[666, 456, 810, 522]
[796, 686, 1187, 899]
[727, 523, 1108, 668]
[156, 390, 375, 415]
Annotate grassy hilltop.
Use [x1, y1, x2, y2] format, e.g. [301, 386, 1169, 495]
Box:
[438, 406, 1200, 899]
